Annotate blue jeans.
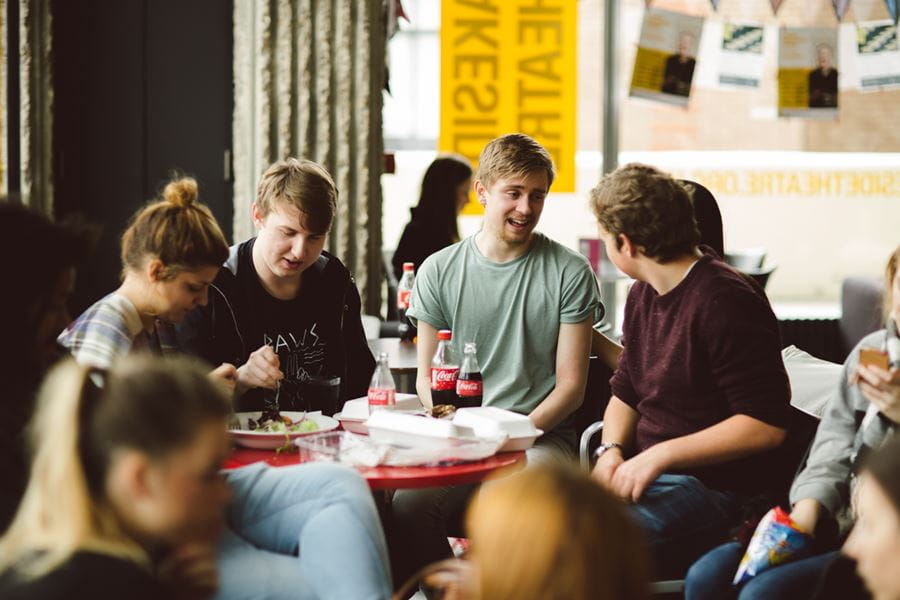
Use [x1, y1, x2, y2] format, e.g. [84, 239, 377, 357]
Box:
[685, 542, 839, 600]
[216, 462, 392, 600]
[629, 474, 742, 579]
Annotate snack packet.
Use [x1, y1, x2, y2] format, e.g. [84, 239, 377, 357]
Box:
[732, 506, 812, 585]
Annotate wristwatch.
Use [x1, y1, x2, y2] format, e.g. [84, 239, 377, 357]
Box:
[594, 442, 623, 459]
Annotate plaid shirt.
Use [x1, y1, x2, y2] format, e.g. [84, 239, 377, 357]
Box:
[58, 293, 159, 368]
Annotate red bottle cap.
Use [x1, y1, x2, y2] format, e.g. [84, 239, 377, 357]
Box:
[437, 329, 452, 341]
[403, 262, 415, 271]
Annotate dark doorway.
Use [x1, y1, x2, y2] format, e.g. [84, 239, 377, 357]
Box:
[53, 0, 233, 313]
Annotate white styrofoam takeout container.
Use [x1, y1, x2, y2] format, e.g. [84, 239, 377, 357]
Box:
[335, 394, 423, 435]
[452, 406, 543, 452]
[365, 410, 481, 449]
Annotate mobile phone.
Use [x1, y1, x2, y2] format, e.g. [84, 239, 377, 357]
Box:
[858, 347, 900, 384]
[859, 347, 890, 371]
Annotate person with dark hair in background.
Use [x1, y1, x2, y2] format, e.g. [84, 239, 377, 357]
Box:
[392, 155, 472, 280]
[0, 201, 97, 533]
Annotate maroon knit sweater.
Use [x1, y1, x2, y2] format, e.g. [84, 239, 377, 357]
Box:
[611, 252, 791, 493]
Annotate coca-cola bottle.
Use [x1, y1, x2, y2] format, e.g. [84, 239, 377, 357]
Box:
[397, 262, 417, 342]
[368, 352, 396, 414]
[430, 329, 459, 406]
[456, 342, 483, 408]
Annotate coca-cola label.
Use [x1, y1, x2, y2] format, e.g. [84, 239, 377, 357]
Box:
[456, 378, 482, 397]
[368, 387, 396, 406]
[431, 367, 459, 391]
[397, 290, 411, 310]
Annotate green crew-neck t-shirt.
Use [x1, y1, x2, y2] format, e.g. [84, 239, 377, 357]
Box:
[407, 232, 602, 426]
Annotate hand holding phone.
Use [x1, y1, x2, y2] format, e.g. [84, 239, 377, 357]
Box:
[857, 347, 900, 384]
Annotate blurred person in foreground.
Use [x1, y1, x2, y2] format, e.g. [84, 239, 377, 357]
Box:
[589, 163, 791, 578]
[467, 464, 649, 600]
[842, 435, 900, 600]
[391, 155, 473, 281]
[396, 464, 649, 600]
[0, 356, 232, 599]
[394, 133, 604, 583]
[0, 201, 96, 532]
[59, 176, 392, 599]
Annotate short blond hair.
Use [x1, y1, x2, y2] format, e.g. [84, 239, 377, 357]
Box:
[256, 158, 337, 234]
[475, 133, 555, 190]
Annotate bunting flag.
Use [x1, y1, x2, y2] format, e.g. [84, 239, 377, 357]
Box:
[887, 0, 899, 22]
[833, 0, 851, 20]
[710, 0, 721, 10]
[770, 0, 786, 14]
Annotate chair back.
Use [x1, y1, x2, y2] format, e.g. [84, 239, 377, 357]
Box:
[725, 248, 767, 270]
[839, 276, 884, 356]
[572, 356, 613, 447]
[744, 264, 777, 290]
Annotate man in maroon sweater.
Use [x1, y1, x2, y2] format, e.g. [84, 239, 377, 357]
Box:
[589, 164, 791, 577]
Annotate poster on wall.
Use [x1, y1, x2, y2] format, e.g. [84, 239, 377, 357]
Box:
[856, 21, 900, 90]
[630, 8, 705, 106]
[439, 0, 578, 204]
[778, 27, 840, 118]
[719, 22, 765, 88]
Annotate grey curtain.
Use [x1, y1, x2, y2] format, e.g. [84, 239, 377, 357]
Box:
[1, 0, 53, 212]
[233, 0, 386, 315]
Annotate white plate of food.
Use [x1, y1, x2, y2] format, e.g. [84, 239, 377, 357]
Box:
[229, 410, 340, 449]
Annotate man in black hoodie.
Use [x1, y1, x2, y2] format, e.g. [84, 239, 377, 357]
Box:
[177, 158, 374, 413]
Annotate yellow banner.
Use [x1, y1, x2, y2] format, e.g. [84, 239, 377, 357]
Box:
[440, 0, 577, 213]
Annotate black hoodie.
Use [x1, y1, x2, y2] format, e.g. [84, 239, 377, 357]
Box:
[176, 239, 375, 412]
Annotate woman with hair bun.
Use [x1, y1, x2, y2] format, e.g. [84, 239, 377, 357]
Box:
[58, 176, 236, 382]
[0, 356, 233, 599]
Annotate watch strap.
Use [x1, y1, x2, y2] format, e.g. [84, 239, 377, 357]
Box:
[594, 442, 623, 458]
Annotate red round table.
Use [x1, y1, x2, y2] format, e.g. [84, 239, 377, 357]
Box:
[225, 447, 526, 490]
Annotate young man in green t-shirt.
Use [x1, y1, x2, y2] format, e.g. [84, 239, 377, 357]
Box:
[394, 133, 603, 583]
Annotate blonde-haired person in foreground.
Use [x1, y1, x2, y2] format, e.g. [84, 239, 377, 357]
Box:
[409, 464, 649, 600]
[0, 356, 232, 599]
